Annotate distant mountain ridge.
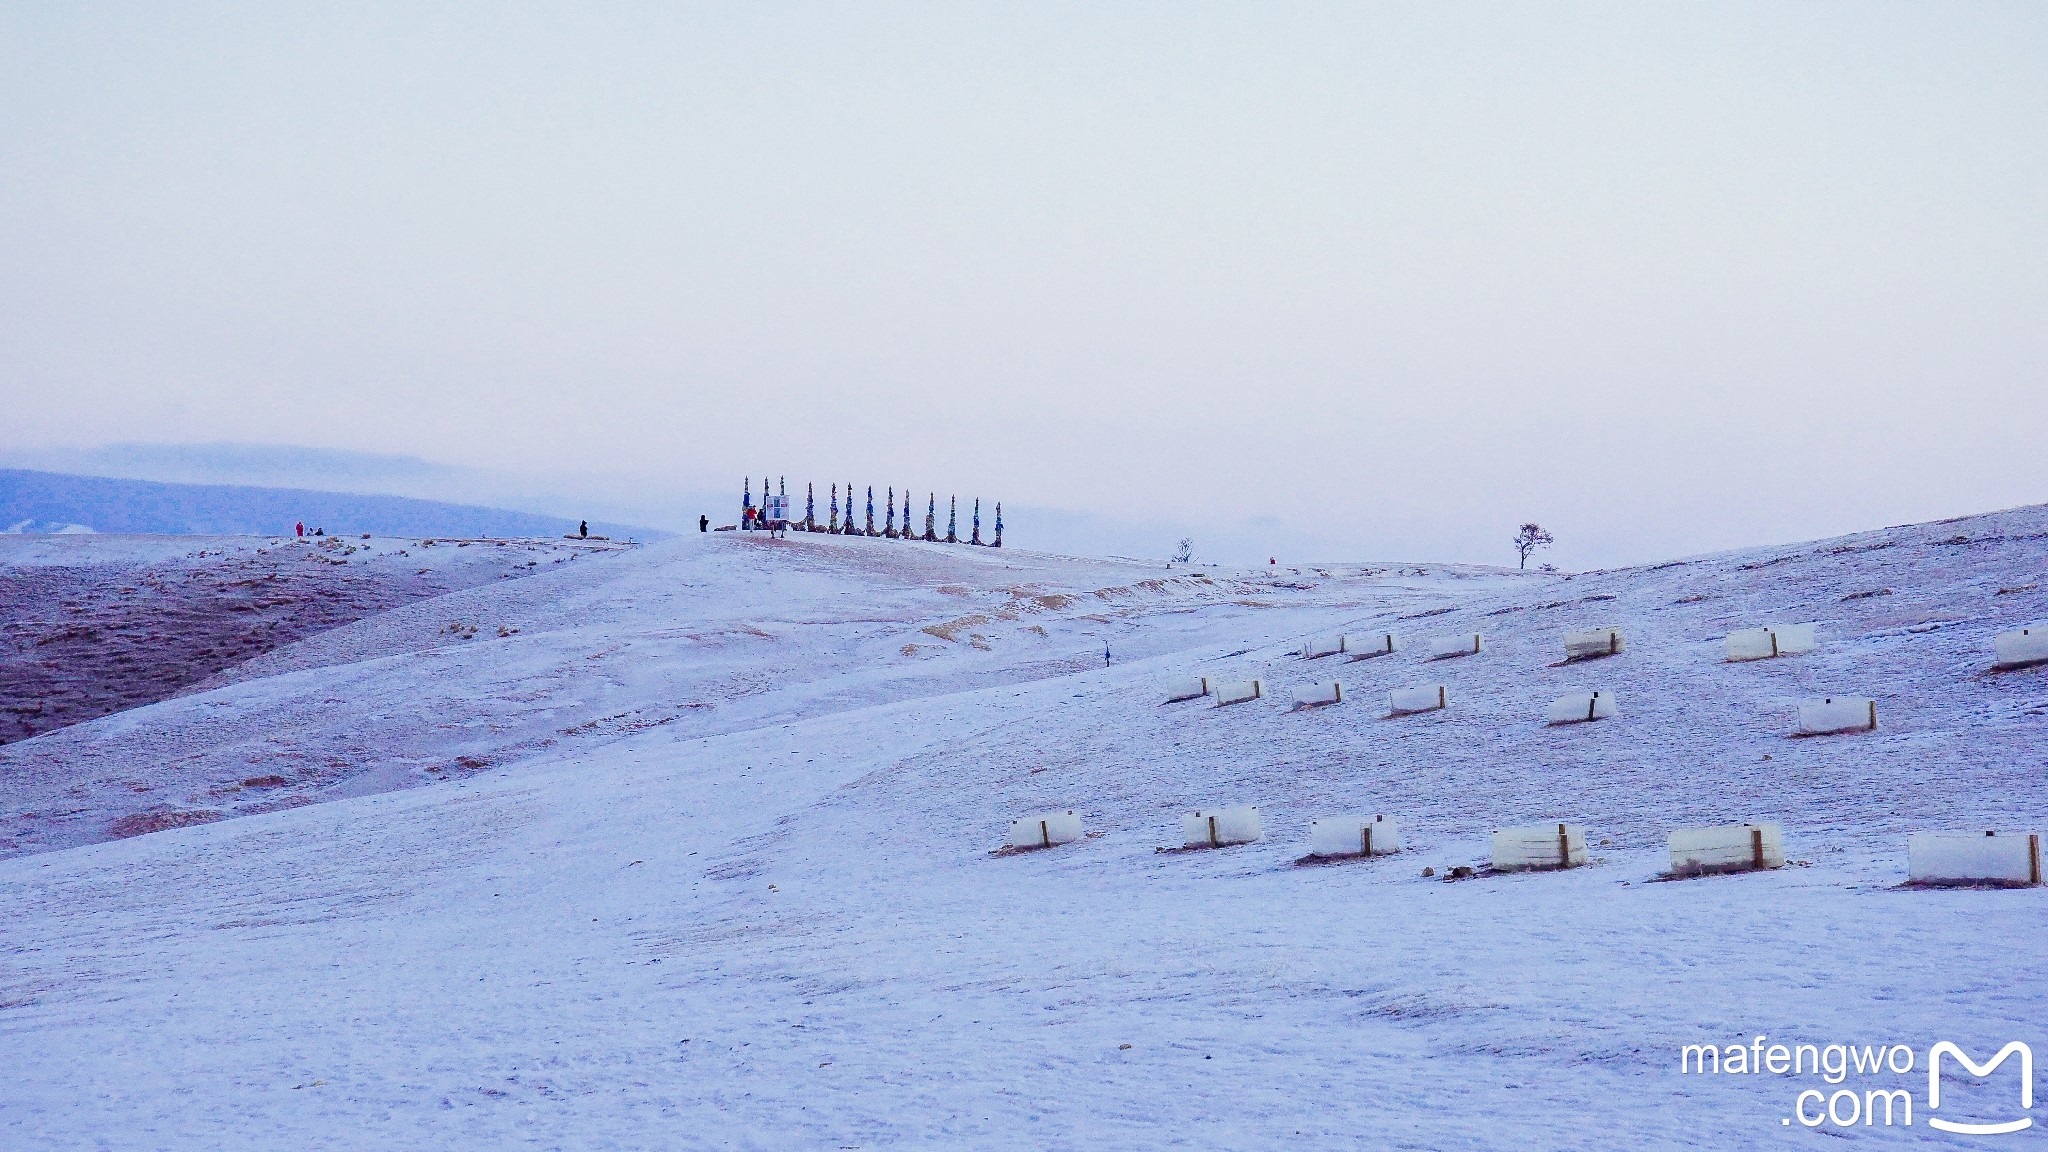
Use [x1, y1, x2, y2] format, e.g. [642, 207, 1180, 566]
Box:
[0, 469, 665, 540]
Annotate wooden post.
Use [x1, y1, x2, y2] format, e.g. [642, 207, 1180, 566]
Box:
[1750, 827, 1765, 870]
[2031, 834, 2042, 887]
[1437, 685, 1446, 709]
[1557, 823, 1570, 868]
[1586, 694, 1598, 722]
[1868, 701, 1878, 730]
[1361, 824, 1373, 856]
[1039, 819, 1051, 849]
[1207, 815, 1219, 848]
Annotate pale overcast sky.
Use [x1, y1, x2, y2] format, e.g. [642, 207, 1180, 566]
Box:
[3, 2, 2044, 567]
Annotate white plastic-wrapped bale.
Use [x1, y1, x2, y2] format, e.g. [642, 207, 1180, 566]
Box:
[1307, 814, 1402, 858]
[1292, 681, 1343, 707]
[1668, 823, 1784, 875]
[1426, 633, 1482, 660]
[1499, 815, 1589, 869]
[1908, 831, 2042, 887]
[1388, 685, 1448, 715]
[1796, 696, 1877, 735]
[1301, 635, 1346, 659]
[1563, 627, 1625, 661]
[1726, 623, 1818, 662]
[1993, 625, 2048, 670]
[1769, 623, 1817, 654]
[1491, 822, 1588, 871]
[1346, 632, 1399, 659]
[1007, 810, 1085, 850]
[1546, 690, 1618, 725]
[1164, 677, 1210, 703]
[1212, 679, 1264, 706]
[1181, 806, 1263, 848]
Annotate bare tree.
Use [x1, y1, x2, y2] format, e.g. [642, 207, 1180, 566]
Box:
[1513, 523, 1554, 570]
[1172, 537, 1194, 564]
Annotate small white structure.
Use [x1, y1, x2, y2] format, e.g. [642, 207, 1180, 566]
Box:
[1165, 677, 1210, 703]
[1212, 679, 1264, 706]
[1993, 625, 2048, 670]
[1346, 633, 1399, 659]
[1563, 627, 1625, 661]
[1908, 831, 2042, 887]
[1307, 814, 1402, 858]
[1007, 810, 1085, 850]
[1388, 685, 1448, 715]
[1301, 635, 1346, 659]
[1292, 681, 1343, 707]
[1546, 690, 1618, 725]
[1181, 805, 1263, 848]
[1668, 823, 1784, 875]
[1726, 623, 1817, 662]
[1491, 822, 1588, 871]
[1426, 633, 1482, 660]
[1796, 696, 1877, 735]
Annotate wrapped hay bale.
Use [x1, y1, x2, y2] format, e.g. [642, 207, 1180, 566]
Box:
[1212, 679, 1264, 706]
[1546, 690, 1618, 725]
[1726, 623, 1817, 662]
[1668, 823, 1784, 875]
[1491, 822, 1588, 871]
[1301, 635, 1346, 659]
[1425, 633, 1482, 660]
[1796, 696, 1876, 735]
[1181, 805, 1262, 848]
[1908, 830, 2041, 887]
[1563, 627, 1625, 661]
[1993, 624, 2048, 670]
[1388, 685, 1448, 715]
[1165, 677, 1210, 703]
[1292, 681, 1343, 707]
[1007, 811, 1085, 850]
[1307, 814, 1402, 858]
[1346, 632, 1399, 659]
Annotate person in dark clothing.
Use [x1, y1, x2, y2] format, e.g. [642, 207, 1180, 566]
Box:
[579, 520, 588, 539]
[700, 515, 709, 533]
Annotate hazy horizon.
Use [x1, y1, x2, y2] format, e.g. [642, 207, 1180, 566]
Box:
[6, 3, 2045, 568]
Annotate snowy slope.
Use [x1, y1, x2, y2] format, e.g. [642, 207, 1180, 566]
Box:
[3, 510, 2046, 1149]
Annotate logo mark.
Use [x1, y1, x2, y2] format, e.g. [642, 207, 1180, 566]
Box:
[1928, 1041, 2034, 1135]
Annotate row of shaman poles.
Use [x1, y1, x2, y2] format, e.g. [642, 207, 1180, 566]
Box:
[743, 477, 1002, 546]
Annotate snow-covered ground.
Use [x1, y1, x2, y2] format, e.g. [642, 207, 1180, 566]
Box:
[4, 510, 2047, 1148]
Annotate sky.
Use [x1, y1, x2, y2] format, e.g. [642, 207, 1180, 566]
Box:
[3, 2, 2045, 568]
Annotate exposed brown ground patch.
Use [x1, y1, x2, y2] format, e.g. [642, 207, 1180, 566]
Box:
[0, 534, 594, 744]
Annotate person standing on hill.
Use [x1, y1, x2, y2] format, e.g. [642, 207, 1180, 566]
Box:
[580, 521, 588, 539]
[295, 521, 304, 538]
[699, 515, 709, 533]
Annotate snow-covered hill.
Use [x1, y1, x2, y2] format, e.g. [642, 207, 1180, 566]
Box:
[3, 508, 2046, 1148]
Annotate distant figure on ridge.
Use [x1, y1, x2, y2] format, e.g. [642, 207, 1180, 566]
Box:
[699, 515, 709, 533]
[580, 521, 588, 539]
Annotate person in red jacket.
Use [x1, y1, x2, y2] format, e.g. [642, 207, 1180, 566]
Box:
[296, 521, 304, 538]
